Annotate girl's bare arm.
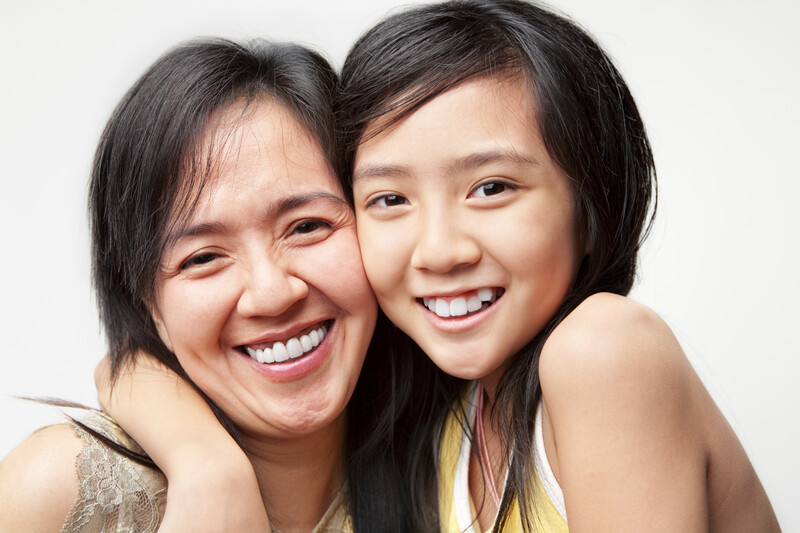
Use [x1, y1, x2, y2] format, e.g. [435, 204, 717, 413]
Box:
[95, 355, 270, 533]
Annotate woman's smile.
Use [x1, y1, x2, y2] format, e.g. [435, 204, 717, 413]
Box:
[153, 100, 377, 438]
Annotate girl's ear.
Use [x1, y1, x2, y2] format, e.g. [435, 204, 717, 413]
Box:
[151, 307, 174, 353]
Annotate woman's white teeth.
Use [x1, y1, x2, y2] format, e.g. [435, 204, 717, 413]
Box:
[300, 335, 312, 352]
[424, 289, 497, 318]
[244, 325, 328, 364]
[273, 342, 289, 362]
[478, 288, 493, 301]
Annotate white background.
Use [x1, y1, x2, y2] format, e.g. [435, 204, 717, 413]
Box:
[1, 0, 797, 529]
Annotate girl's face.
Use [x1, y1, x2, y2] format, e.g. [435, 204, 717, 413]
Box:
[152, 101, 377, 440]
[353, 76, 582, 389]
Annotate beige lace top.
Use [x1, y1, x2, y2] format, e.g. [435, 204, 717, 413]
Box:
[60, 411, 352, 533]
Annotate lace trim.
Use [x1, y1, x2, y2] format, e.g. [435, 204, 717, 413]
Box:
[61, 412, 166, 533]
[59, 411, 350, 533]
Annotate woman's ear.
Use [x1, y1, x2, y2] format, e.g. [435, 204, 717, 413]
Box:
[151, 307, 174, 353]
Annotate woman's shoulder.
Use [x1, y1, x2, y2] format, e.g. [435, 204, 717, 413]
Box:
[0, 413, 166, 533]
[0, 423, 84, 531]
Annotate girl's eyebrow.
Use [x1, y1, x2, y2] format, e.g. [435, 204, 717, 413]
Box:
[446, 149, 541, 174]
[353, 149, 541, 183]
[168, 191, 348, 243]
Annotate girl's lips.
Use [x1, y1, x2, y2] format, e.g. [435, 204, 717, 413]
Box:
[419, 287, 504, 318]
[420, 289, 504, 333]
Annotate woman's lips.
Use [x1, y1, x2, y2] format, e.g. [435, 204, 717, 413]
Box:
[240, 322, 329, 364]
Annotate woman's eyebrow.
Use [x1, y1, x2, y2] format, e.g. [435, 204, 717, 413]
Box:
[169, 191, 348, 244]
[267, 190, 349, 217]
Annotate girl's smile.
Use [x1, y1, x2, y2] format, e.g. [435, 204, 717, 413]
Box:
[353, 76, 583, 387]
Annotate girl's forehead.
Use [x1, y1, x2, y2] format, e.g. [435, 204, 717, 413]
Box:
[355, 76, 544, 168]
[359, 73, 540, 149]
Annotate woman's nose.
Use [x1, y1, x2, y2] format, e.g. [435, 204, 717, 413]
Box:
[410, 211, 481, 273]
[237, 258, 309, 318]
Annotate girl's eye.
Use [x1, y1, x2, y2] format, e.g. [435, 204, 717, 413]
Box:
[180, 252, 218, 271]
[368, 194, 409, 208]
[471, 182, 511, 198]
[293, 219, 331, 234]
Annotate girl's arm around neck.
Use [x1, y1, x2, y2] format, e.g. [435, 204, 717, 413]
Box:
[96, 355, 270, 533]
[538, 292, 780, 533]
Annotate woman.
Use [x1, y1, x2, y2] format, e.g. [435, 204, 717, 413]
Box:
[0, 38, 409, 532]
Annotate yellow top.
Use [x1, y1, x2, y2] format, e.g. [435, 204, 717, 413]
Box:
[438, 386, 569, 533]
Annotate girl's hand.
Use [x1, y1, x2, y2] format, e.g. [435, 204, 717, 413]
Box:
[95, 355, 270, 532]
[156, 447, 269, 533]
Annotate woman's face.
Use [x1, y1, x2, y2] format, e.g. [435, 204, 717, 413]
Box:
[152, 100, 377, 440]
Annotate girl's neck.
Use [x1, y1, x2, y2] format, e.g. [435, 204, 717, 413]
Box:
[470, 382, 508, 531]
[479, 370, 503, 406]
[242, 414, 346, 533]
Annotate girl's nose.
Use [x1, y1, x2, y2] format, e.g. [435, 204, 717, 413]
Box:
[410, 211, 481, 273]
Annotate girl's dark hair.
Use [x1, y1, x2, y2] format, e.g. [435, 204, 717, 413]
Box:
[336, 1, 656, 530]
[89, 38, 410, 531]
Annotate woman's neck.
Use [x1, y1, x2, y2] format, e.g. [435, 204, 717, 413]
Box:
[242, 414, 346, 533]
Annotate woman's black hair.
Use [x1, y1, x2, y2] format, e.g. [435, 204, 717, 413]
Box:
[89, 38, 410, 531]
[336, 1, 657, 530]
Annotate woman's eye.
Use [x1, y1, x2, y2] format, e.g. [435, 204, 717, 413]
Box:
[293, 219, 331, 234]
[471, 182, 510, 197]
[180, 252, 218, 270]
[369, 194, 409, 208]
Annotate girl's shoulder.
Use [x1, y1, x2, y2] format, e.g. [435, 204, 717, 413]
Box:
[0, 423, 83, 531]
[540, 292, 689, 396]
[536, 293, 715, 528]
[536, 293, 781, 531]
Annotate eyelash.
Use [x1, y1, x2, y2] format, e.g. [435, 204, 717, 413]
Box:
[470, 180, 515, 198]
[365, 180, 514, 208]
[290, 218, 333, 235]
[179, 252, 218, 271]
[367, 194, 409, 208]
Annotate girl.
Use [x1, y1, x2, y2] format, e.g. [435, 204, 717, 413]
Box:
[337, 1, 780, 531]
[94, 1, 781, 531]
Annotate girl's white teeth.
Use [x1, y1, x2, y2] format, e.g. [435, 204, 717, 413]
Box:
[450, 298, 467, 317]
[435, 299, 450, 318]
[425, 289, 497, 318]
[244, 325, 328, 364]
